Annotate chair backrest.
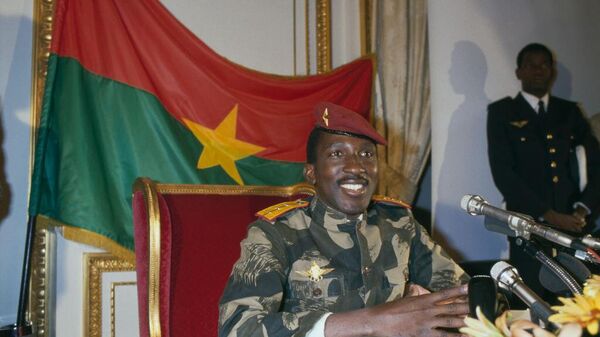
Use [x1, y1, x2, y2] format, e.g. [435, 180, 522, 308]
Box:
[132, 177, 315, 337]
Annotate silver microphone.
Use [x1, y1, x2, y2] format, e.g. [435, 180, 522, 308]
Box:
[581, 236, 600, 251]
[490, 261, 556, 328]
[461, 195, 588, 251]
[461, 195, 532, 232]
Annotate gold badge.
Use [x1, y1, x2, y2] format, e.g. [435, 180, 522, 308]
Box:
[296, 261, 333, 282]
[510, 120, 528, 128]
[322, 108, 329, 127]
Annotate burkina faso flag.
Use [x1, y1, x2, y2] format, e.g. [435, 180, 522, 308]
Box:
[28, 0, 374, 254]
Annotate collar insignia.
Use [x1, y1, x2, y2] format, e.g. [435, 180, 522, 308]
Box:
[296, 261, 334, 282]
[510, 120, 528, 128]
[322, 108, 329, 127]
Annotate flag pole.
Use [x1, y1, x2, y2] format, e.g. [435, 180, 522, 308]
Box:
[0, 216, 35, 337]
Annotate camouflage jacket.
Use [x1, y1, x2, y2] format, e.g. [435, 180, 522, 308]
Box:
[218, 196, 468, 337]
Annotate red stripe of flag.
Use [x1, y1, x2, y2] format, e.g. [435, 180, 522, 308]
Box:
[51, 0, 373, 162]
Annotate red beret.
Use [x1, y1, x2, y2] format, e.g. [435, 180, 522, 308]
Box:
[313, 102, 387, 145]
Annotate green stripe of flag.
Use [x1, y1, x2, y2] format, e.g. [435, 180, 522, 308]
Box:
[30, 55, 304, 249]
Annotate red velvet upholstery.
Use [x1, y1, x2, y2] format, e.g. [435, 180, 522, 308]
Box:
[133, 180, 313, 337]
[133, 191, 150, 337]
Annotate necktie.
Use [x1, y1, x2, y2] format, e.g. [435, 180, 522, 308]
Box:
[538, 100, 546, 115]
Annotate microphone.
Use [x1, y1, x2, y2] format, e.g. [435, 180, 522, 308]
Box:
[515, 238, 583, 295]
[490, 261, 557, 329]
[539, 252, 591, 295]
[468, 275, 498, 321]
[581, 235, 600, 251]
[461, 195, 588, 251]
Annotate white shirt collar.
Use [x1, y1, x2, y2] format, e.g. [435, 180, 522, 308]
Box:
[519, 91, 549, 113]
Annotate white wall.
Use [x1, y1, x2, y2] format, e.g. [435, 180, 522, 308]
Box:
[0, 0, 33, 325]
[160, 1, 296, 75]
[160, 0, 361, 75]
[429, 0, 600, 261]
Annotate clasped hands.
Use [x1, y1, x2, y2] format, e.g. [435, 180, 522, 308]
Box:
[544, 207, 587, 233]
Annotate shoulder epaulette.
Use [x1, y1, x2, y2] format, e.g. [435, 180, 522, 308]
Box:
[372, 195, 411, 208]
[256, 199, 310, 221]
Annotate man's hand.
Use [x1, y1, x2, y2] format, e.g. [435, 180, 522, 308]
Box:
[572, 206, 588, 227]
[543, 209, 584, 233]
[325, 284, 469, 337]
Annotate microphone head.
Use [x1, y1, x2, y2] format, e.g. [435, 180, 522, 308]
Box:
[460, 194, 475, 212]
[490, 261, 520, 291]
[539, 252, 592, 294]
[461, 194, 486, 215]
[468, 275, 498, 321]
[555, 253, 592, 283]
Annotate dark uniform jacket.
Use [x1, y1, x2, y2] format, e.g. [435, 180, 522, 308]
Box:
[218, 196, 468, 337]
[487, 93, 600, 231]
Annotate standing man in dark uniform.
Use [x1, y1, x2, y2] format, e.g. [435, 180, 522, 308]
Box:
[487, 43, 600, 299]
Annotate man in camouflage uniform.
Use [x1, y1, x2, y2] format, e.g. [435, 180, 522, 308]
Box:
[219, 102, 470, 337]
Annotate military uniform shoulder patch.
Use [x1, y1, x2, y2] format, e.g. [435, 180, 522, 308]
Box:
[372, 195, 411, 208]
[256, 199, 310, 222]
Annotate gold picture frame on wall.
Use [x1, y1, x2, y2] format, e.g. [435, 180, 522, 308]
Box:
[83, 253, 135, 337]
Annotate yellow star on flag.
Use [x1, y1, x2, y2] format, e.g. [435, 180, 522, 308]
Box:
[183, 104, 265, 185]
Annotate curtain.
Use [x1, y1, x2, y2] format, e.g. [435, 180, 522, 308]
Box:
[373, 0, 431, 203]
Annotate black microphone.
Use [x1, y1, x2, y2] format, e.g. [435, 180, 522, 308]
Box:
[461, 195, 588, 251]
[468, 275, 498, 321]
[539, 252, 591, 295]
[490, 261, 557, 330]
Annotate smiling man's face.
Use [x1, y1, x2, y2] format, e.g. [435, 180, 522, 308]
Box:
[304, 131, 378, 216]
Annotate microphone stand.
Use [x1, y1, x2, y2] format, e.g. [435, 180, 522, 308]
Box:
[515, 237, 582, 295]
[573, 248, 600, 266]
[0, 217, 35, 337]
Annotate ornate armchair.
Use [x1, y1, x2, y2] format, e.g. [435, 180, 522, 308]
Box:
[132, 177, 315, 337]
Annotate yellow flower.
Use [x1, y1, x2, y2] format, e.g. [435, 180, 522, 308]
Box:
[495, 309, 511, 336]
[549, 294, 600, 335]
[584, 275, 600, 298]
[462, 307, 582, 337]
[460, 306, 504, 337]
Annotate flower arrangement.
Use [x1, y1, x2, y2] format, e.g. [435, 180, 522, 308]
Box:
[461, 307, 581, 337]
[548, 275, 600, 335]
[461, 275, 600, 337]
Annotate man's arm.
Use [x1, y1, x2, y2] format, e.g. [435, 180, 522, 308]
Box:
[321, 215, 470, 337]
[218, 225, 327, 337]
[573, 105, 600, 216]
[324, 285, 469, 337]
[539, 103, 600, 232]
[486, 100, 549, 218]
[320, 209, 470, 337]
[486, 100, 584, 232]
[409, 218, 469, 291]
